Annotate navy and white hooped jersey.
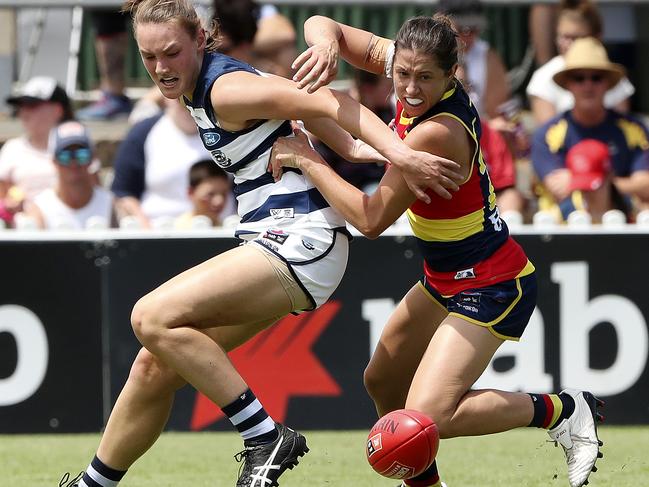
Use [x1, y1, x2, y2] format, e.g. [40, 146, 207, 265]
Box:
[183, 52, 346, 239]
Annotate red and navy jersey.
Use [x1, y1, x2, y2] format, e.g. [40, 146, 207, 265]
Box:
[394, 82, 533, 295]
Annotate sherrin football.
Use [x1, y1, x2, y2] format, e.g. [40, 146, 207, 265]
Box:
[366, 409, 440, 479]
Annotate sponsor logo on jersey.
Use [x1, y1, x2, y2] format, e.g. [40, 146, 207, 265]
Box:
[210, 149, 232, 168]
[367, 433, 383, 457]
[270, 208, 295, 219]
[459, 291, 481, 305]
[301, 239, 315, 250]
[202, 132, 220, 147]
[454, 267, 476, 280]
[263, 229, 288, 245]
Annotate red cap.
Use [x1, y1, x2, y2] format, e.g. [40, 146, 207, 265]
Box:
[565, 139, 611, 191]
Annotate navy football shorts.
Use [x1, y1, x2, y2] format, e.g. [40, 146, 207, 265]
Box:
[419, 272, 538, 341]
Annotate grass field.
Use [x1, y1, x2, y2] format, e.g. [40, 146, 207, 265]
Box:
[3, 426, 648, 486]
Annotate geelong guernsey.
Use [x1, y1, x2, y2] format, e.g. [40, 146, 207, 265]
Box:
[183, 52, 346, 239]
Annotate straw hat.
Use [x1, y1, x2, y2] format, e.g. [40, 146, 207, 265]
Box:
[553, 37, 625, 90]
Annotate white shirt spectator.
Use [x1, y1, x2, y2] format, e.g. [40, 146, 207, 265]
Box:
[33, 186, 113, 229]
[111, 113, 209, 220]
[0, 137, 56, 200]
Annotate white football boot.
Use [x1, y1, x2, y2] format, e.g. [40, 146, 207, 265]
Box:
[548, 389, 604, 487]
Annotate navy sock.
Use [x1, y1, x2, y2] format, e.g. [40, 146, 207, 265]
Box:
[222, 388, 277, 446]
[79, 455, 126, 487]
[404, 460, 440, 486]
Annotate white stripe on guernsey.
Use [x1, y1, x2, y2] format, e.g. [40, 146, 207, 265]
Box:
[229, 398, 263, 426]
[241, 416, 276, 440]
[85, 464, 120, 487]
[223, 119, 285, 165]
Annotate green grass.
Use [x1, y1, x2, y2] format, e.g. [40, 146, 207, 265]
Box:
[2, 427, 648, 486]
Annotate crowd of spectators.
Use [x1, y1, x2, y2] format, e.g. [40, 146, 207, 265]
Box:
[1, 0, 648, 232]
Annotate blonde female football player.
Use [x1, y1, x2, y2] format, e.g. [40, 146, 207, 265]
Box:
[60, 1, 464, 487]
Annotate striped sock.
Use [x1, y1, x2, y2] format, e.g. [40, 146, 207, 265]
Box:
[528, 393, 575, 429]
[79, 455, 126, 487]
[404, 460, 440, 486]
[222, 388, 277, 446]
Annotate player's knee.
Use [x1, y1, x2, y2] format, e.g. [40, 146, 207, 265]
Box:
[363, 364, 398, 404]
[363, 365, 382, 400]
[131, 296, 166, 348]
[129, 348, 185, 392]
[407, 399, 455, 438]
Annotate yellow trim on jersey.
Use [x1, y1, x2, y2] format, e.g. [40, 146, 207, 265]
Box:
[616, 118, 649, 150]
[440, 86, 456, 102]
[548, 394, 564, 428]
[545, 119, 568, 153]
[406, 207, 484, 242]
[516, 260, 536, 278]
[399, 111, 416, 127]
[416, 281, 449, 313]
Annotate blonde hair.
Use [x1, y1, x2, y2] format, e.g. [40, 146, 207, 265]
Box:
[122, 0, 219, 52]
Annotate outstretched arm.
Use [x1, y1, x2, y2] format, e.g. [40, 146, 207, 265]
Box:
[271, 117, 470, 238]
[303, 117, 388, 165]
[212, 71, 463, 201]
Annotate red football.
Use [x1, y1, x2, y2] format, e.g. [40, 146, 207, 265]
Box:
[366, 409, 440, 480]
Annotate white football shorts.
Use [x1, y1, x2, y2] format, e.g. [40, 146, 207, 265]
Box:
[248, 226, 349, 310]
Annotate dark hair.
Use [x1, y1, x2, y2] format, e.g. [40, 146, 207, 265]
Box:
[122, 0, 220, 52]
[394, 15, 459, 73]
[213, 0, 259, 46]
[559, 0, 602, 37]
[189, 160, 229, 189]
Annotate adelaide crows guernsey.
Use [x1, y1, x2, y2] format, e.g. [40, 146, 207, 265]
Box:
[394, 82, 533, 295]
[183, 52, 346, 239]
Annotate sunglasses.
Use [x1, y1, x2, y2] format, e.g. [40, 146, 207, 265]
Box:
[55, 147, 92, 166]
[570, 73, 606, 84]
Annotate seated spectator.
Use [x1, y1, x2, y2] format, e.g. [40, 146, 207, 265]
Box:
[0, 77, 74, 225]
[526, 0, 635, 126]
[531, 38, 649, 212]
[438, 0, 526, 213]
[439, 0, 510, 120]
[111, 98, 217, 228]
[22, 121, 114, 229]
[253, 4, 297, 79]
[214, 0, 296, 77]
[556, 139, 631, 223]
[175, 160, 231, 229]
[480, 121, 525, 213]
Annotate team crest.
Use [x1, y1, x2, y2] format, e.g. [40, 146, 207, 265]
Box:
[202, 132, 220, 147]
[210, 149, 232, 168]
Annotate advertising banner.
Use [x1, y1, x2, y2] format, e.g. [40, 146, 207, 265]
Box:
[1, 232, 648, 433]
